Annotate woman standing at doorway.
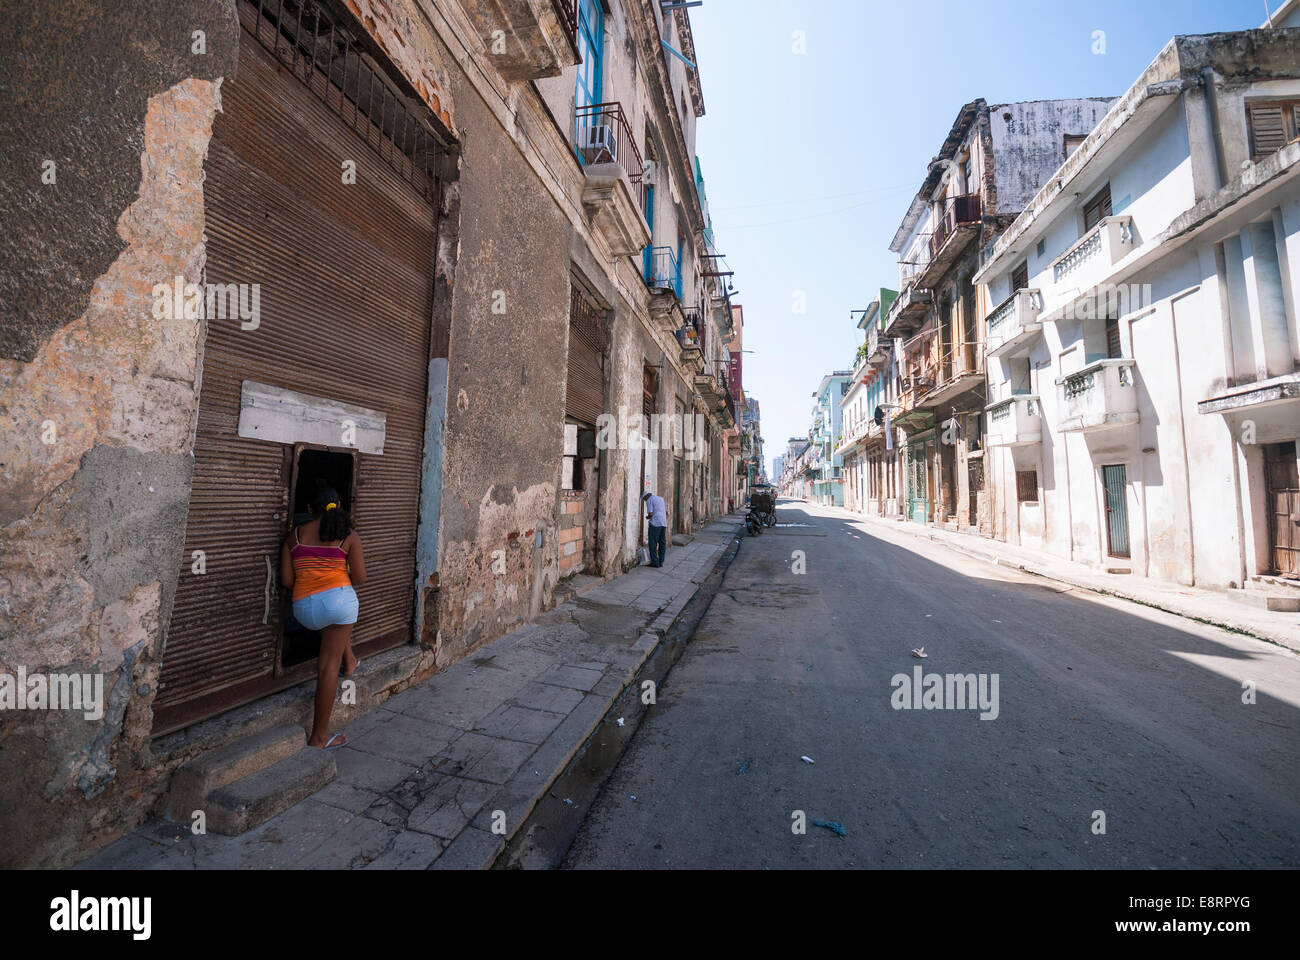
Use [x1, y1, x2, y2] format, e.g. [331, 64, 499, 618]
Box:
[280, 485, 366, 749]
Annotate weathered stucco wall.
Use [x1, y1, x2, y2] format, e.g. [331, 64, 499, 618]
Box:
[0, 1, 239, 868]
[989, 99, 1118, 216]
[433, 31, 570, 662]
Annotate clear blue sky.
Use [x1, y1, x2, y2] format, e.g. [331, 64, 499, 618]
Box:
[689, 0, 1279, 478]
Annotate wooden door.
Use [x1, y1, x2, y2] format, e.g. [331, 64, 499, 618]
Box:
[1266, 442, 1300, 576]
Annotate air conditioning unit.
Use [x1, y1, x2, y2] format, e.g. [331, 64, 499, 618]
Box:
[579, 123, 617, 164]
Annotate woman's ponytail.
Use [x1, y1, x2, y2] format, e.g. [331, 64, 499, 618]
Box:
[312, 485, 352, 543]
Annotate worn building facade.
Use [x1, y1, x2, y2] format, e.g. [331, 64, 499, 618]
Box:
[883, 97, 1115, 529]
[978, 24, 1300, 599]
[0, 0, 738, 867]
[840, 288, 904, 516]
[806, 370, 851, 506]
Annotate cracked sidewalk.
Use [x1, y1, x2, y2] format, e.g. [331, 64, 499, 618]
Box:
[75, 515, 743, 870]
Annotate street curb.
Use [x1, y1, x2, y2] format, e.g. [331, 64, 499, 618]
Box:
[491, 527, 745, 869]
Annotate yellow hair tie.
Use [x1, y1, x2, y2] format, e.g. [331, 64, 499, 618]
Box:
[325, 502, 337, 511]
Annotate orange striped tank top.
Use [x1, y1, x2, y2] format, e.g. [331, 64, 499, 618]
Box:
[290, 528, 352, 601]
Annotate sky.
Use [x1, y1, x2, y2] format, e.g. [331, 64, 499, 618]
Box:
[687, 0, 1281, 479]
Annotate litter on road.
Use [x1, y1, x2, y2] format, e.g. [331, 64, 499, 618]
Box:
[812, 819, 847, 837]
[801, 755, 815, 764]
[912, 647, 928, 659]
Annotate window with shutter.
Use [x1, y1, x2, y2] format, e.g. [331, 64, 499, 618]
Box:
[1083, 184, 1112, 232]
[1247, 101, 1300, 159]
[1011, 260, 1028, 292]
[1016, 470, 1039, 503]
[1106, 317, 1122, 359]
[642, 365, 657, 420]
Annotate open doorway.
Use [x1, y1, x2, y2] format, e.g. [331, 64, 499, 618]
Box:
[282, 447, 357, 668]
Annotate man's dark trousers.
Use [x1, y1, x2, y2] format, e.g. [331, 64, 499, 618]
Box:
[649, 524, 667, 566]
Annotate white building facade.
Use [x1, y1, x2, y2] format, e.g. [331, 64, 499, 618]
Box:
[977, 25, 1300, 591]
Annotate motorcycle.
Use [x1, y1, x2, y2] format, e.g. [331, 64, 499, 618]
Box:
[745, 485, 776, 537]
[751, 485, 777, 529]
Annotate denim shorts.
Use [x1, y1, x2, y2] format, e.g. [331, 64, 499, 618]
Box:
[292, 585, 359, 630]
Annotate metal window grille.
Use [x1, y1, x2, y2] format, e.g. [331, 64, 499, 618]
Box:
[242, 0, 445, 200]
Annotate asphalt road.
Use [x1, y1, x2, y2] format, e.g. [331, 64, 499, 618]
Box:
[562, 499, 1300, 868]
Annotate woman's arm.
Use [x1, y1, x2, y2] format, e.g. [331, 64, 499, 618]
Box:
[346, 533, 367, 586]
[280, 536, 295, 590]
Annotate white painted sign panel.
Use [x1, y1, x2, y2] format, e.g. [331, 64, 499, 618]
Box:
[237, 380, 386, 454]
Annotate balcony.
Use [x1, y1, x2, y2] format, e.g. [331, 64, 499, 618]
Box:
[1047, 216, 1136, 313]
[883, 280, 933, 339]
[984, 394, 1042, 447]
[835, 416, 874, 455]
[675, 313, 699, 345]
[577, 102, 650, 257]
[717, 383, 737, 429]
[921, 342, 985, 408]
[919, 194, 982, 288]
[867, 324, 891, 366]
[1055, 359, 1139, 433]
[986, 289, 1043, 358]
[676, 321, 705, 373]
[695, 371, 720, 405]
[456, 0, 580, 81]
[645, 245, 682, 299]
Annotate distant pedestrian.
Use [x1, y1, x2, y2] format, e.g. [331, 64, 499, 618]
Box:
[643, 490, 668, 567]
[280, 485, 367, 750]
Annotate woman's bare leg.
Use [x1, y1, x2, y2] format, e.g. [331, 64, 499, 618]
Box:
[310, 624, 352, 747]
[342, 638, 358, 677]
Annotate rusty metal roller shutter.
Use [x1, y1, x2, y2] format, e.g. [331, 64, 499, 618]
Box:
[566, 280, 607, 427]
[155, 19, 437, 729]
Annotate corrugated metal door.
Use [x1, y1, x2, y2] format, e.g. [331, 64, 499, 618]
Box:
[155, 9, 438, 732]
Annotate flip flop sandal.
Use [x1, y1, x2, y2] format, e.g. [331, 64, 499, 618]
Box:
[318, 733, 347, 751]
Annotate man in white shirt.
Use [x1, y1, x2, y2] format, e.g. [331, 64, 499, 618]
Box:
[642, 490, 668, 567]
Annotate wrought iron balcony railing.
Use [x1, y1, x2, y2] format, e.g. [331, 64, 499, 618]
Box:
[552, 0, 578, 48]
[645, 245, 682, 299]
[928, 194, 982, 261]
[575, 101, 644, 185]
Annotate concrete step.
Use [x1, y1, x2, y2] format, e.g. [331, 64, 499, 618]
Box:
[166, 723, 305, 821]
[1229, 588, 1300, 613]
[205, 747, 337, 835]
[1249, 575, 1300, 594]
